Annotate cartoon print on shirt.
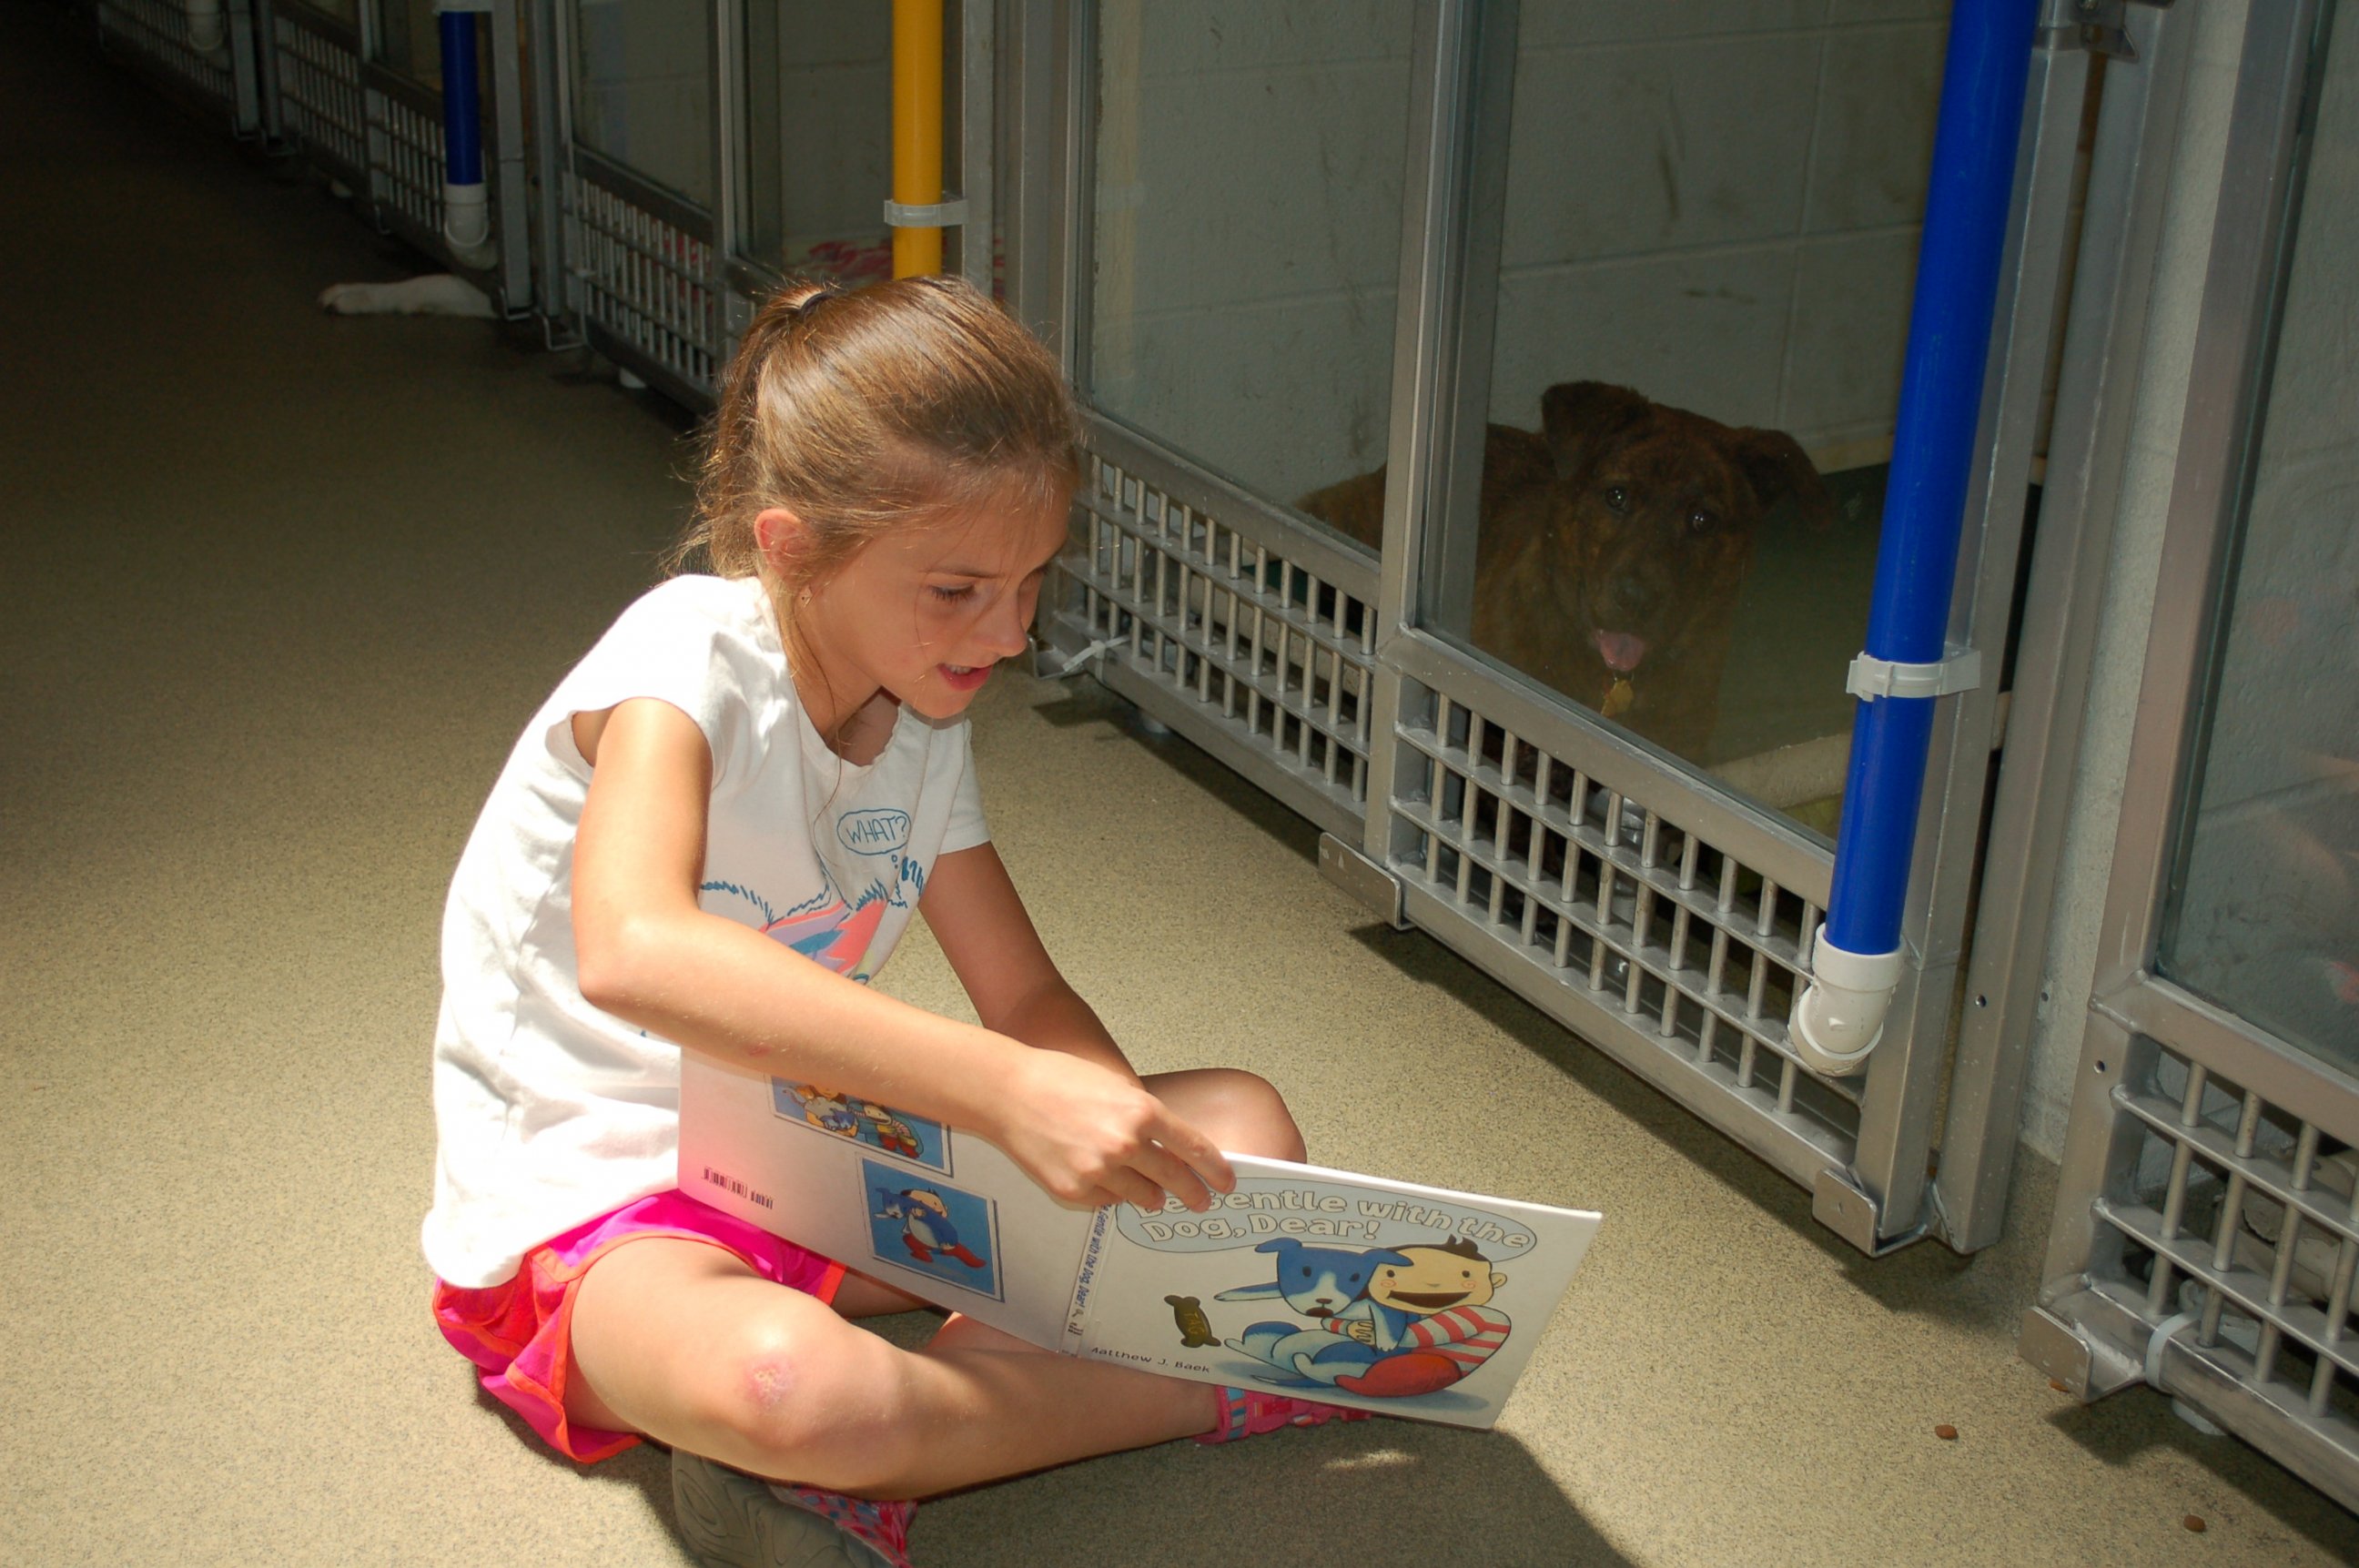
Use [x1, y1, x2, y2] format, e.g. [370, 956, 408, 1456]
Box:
[701, 805, 932, 986]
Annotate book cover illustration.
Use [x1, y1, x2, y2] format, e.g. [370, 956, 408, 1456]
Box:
[864, 1158, 1004, 1301]
[678, 1056, 1599, 1428]
[773, 1079, 951, 1173]
[1067, 1167, 1591, 1424]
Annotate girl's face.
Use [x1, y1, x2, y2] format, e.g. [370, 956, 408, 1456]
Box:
[785, 486, 1070, 729]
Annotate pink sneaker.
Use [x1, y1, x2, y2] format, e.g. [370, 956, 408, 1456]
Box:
[1194, 1385, 1375, 1445]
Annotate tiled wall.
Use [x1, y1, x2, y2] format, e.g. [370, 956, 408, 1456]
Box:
[1090, 1, 1949, 509]
[1490, 0, 1943, 462]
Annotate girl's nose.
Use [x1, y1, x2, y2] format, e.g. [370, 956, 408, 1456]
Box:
[976, 592, 1032, 658]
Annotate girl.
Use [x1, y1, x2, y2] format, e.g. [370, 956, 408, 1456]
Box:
[422, 276, 1361, 1568]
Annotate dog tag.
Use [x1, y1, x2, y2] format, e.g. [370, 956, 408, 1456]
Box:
[1601, 678, 1635, 720]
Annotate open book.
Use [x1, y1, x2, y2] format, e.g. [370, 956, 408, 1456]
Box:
[678, 1056, 1601, 1429]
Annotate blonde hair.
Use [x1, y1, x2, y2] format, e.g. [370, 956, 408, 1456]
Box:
[669, 276, 1082, 642]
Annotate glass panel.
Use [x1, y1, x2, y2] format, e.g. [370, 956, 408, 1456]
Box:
[375, 0, 442, 87]
[293, 0, 358, 24]
[740, 2, 893, 283]
[572, 0, 714, 207]
[1088, 1, 1416, 511]
[1375, 2, 1953, 835]
[2160, 12, 2359, 1072]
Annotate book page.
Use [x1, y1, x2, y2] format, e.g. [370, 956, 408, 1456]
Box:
[1071, 1156, 1600, 1430]
[676, 1054, 1094, 1345]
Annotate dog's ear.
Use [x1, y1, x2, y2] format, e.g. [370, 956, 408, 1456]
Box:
[1540, 382, 1651, 481]
[1730, 428, 1837, 531]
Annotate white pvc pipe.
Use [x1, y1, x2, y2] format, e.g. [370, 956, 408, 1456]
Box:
[1790, 924, 1904, 1077]
[443, 180, 493, 263]
[186, 0, 227, 54]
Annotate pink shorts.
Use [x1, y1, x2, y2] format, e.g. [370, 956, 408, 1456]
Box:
[432, 1190, 846, 1462]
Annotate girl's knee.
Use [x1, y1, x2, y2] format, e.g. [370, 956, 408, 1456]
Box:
[1174, 1068, 1306, 1163]
[698, 1320, 920, 1490]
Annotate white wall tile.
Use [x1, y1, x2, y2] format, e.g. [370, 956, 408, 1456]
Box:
[1130, 0, 1415, 75]
[1781, 229, 1919, 442]
[1490, 247, 1797, 433]
[1499, 35, 1820, 265]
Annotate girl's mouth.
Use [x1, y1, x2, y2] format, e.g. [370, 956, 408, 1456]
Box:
[938, 663, 992, 693]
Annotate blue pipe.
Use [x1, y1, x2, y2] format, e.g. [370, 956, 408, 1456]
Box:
[1823, 0, 2037, 959]
[439, 10, 483, 190]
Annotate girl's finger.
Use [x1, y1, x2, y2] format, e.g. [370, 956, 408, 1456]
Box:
[1100, 1168, 1168, 1216]
[1134, 1141, 1216, 1214]
[1143, 1107, 1235, 1195]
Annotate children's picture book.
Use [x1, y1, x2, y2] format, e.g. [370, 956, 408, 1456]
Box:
[679, 1056, 1602, 1429]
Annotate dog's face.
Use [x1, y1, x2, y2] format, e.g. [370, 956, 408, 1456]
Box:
[1519, 383, 1831, 697]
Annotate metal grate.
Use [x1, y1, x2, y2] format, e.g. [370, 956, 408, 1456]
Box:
[1058, 450, 1378, 828]
[98, 0, 234, 103]
[2092, 1043, 2359, 1456]
[370, 87, 446, 239]
[564, 170, 719, 394]
[272, 13, 365, 180]
[1390, 676, 1865, 1145]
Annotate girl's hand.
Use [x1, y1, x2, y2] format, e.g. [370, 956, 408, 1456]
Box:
[987, 1047, 1235, 1214]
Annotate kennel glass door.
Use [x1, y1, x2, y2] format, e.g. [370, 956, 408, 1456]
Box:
[570, 0, 715, 207]
[1034, 0, 1421, 837]
[2027, 0, 2359, 1506]
[1399, 1, 1959, 840]
[736, 2, 894, 287]
[375, 0, 445, 86]
[1083, 0, 1416, 531]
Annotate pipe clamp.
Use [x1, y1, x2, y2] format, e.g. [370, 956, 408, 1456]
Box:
[885, 197, 971, 228]
[1846, 644, 1981, 702]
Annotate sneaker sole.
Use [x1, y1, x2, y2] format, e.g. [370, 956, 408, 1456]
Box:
[670, 1450, 900, 1568]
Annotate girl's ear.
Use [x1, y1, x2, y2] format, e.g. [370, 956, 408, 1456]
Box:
[754, 506, 808, 570]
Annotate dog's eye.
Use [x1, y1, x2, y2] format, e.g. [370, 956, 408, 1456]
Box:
[1686, 510, 1713, 535]
[1605, 485, 1629, 512]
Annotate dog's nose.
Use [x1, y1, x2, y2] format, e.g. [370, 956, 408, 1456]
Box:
[1609, 574, 1659, 619]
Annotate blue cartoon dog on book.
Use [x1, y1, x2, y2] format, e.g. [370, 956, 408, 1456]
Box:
[1218, 1237, 1513, 1397]
[875, 1188, 988, 1269]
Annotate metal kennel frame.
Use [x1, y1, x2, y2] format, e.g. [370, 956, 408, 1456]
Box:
[2020, 0, 2359, 1510]
[95, 0, 264, 133]
[1017, 0, 2125, 1256]
[541, 0, 999, 405]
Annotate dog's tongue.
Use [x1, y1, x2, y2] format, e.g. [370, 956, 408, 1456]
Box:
[1595, 631, 1649, 673]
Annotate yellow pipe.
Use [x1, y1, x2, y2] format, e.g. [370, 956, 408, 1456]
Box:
[891, 0, 945, 278]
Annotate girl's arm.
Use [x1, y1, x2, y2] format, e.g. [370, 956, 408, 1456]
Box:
[571, 697, 1228, 1213]
[918, 844, 1140, 1085]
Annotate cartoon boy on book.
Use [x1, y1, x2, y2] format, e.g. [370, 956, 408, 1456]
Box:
[1324, 1239, 1513, 1396]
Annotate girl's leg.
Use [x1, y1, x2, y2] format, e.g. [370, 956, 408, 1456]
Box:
[570, 1067, 1304, 1498]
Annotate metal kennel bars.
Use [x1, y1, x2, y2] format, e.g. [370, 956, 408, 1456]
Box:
[95, 0, 264, 133]
[1017, 0, 2129, 1257]
[2020, 0, 2359, 1509]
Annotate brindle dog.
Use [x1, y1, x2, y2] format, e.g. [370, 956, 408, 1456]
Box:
[1297, 381, 1834, 762]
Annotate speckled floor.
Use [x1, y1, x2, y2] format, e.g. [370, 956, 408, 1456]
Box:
[5, 10, 2356, 1567]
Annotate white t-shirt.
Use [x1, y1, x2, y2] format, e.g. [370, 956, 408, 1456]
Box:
[421, 574, 988, 1289]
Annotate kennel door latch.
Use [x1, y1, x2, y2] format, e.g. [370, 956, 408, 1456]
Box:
[2037, 0, 2175, 62]
[1846, 645, 1983, 703]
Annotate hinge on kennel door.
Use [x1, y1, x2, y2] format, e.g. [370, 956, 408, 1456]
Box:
[1318, 835, 1409, 931]
[2038, 0, 2174, 62]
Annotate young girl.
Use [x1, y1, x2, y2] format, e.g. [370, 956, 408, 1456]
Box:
[422, 276, 1362, 1568]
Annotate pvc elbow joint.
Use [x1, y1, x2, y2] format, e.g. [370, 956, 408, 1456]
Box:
[443, 182, 495, 269]
[1790, 924, 1903, 1077]
[186, 0, 227, 54]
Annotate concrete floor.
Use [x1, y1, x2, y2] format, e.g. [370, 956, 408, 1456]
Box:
[5, 10, 2358, 1566]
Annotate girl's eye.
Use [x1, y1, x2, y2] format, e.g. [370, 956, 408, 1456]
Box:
[928, 584, 975, 603]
